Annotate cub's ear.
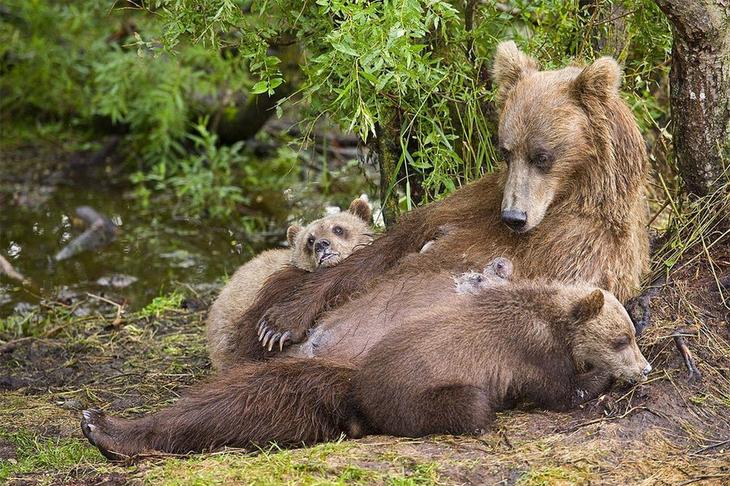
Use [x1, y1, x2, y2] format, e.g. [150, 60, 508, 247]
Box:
[572, 289, 605, 323]
[286, 224, 302, 247]
[348, 198, 372, 224]
[492, 41, 538, 105]
[571, 57, 622, 104]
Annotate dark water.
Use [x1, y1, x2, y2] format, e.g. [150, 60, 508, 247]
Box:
[0, 178, 265, 318]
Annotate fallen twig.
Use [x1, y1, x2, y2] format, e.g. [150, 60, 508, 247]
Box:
[672, 327, 702, 382]
[0, 253, 31, 286]
[0, 336, 33, 354]
[86, 293, 126, 326]
[691, 439, 730, 455]
[677, 474, 730, 486]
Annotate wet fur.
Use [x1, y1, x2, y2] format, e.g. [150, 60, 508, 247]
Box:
[82, 280, 649, 456]
[238, 44, 649, 361]
[207, 199, 372, 369]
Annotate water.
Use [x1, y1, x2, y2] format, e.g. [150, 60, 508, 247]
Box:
[0, 170, 269, 318]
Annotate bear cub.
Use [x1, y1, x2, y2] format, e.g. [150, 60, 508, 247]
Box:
[353, 275, 652, 438]
[207, 198, 373, 369]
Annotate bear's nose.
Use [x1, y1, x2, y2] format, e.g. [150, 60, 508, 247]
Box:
[501, 210, 528, 231]
[642, 364, 652, 376]
[314, 239, 330, 253]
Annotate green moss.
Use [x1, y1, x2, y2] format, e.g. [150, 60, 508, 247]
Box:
[138, 291, 185, 319]
[136, 442, 445, 485]
[387, 461, 440, 485]
[517, 465, 593, 486]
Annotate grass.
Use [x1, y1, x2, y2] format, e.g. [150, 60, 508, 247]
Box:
[138, 291, 186, 319]
[517, 465, 593, 486]
[0, 431, 104, 483]
[0, 179, 728, 485]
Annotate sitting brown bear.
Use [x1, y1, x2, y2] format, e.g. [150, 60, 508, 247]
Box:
[206, 197, 373, 369]
[233, 41, 649, 361]
[81, 264, 650, 458]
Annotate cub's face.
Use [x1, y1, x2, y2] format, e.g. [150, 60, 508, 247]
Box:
[287, 198, 373, 272]
[492, 41, 622, 233]
[570, 289, 651, 385]
[454, 257, 513, 294]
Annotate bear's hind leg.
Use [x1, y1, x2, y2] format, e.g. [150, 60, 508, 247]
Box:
[81, 359, 356, 459]
[81, 409, 150, 460]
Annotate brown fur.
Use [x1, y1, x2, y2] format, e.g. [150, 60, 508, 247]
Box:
[81, 276, 650, 456]
[282, 257, 513, 363]
[352, 281, 650, 437]
[235, 43, 649, 361]
[206, 198, 373, 369]
[81, 359, 356, 459]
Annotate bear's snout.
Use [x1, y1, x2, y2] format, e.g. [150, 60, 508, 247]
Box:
[501, 209, 528, 232]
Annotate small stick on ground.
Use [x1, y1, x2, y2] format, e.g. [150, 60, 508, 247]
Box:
[86, 293, 126, 326]
[672, 328, 702, 382]
[0, 254, 31, 286]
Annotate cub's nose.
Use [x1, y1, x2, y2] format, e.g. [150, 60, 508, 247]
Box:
[501, 210, 527, 231]
[642, 364, 652, 376]
[314, 239, 331, 253]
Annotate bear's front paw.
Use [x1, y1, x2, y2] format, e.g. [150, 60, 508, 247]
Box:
[256, 305, 311, 352]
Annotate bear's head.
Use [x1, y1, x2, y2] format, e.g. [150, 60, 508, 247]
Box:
[492, 41, 624, 233]
[569, 288, 651, 385]
[287, 197, 373, 272]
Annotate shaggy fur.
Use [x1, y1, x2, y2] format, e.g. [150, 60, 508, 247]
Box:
[206, 198, 373, 369]
[236, 42, 649, 361]
[81, 278, 650, 457]
[352, 282, 650, 437]
[81, 359, 357, 459]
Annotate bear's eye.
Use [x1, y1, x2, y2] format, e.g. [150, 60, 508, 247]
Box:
[332, 226, 344, 236]
[306, 235, 315, 248]
[531, 152, 553, 172]
[611, 335, 631, 350]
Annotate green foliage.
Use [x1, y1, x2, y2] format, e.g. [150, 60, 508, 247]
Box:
[1, 0, 673, 213]
[149, 0, 672, 205]
[138, 290, 185, 318]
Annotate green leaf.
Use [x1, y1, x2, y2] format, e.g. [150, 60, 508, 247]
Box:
[250, 81, 268, 94]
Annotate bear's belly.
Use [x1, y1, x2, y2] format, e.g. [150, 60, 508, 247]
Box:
[284, 271, 462, 364]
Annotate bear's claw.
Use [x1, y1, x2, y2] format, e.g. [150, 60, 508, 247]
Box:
[80, 409, 130, 461]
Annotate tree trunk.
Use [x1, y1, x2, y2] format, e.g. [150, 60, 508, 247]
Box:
[654, 0, 730, 196]
[374, 121, 402, 227]
[211, 89, 288, 145]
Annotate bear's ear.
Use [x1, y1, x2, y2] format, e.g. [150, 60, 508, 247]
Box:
[492, 41, 538, 105]
[348, 198, 372, 224]
[572, 289, 605, 323]
[286, 224, 302, 247]
[571, 57, 622, 104]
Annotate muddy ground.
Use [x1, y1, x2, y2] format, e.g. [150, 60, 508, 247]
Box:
[1, 241, 728, 485]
